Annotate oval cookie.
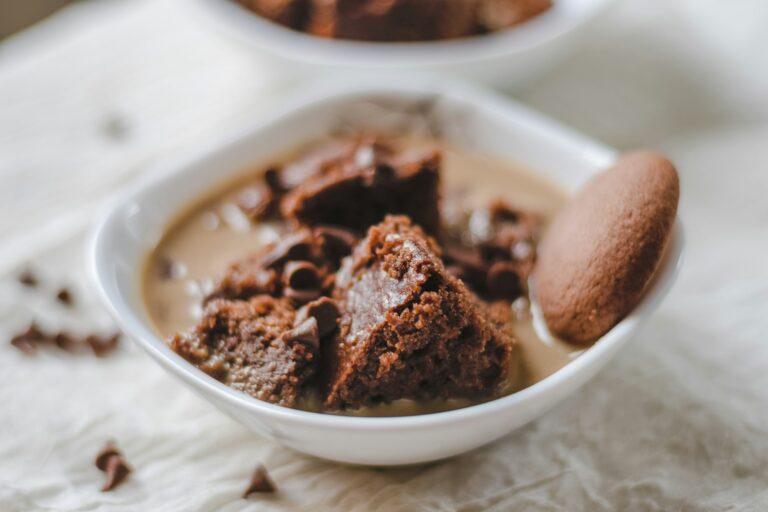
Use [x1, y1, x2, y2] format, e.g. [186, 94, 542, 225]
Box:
[534, 151, 679, 344]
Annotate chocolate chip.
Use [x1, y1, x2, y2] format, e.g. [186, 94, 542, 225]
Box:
[283, 261, 321, 290]
[259, 232, 313, 268]
[284, 287, 322, 305]
[17, 269, 38, 287]
[263, 167, 284, 192]
[95, 441, 132, 491]
[237, 183, 275, 220]
[282, 317, 319, 348]
[315, 225, 359, 256]
[86, 333, 120, 357]
[10, 323, 44, 355]
[486, 261, 523, 299]
[443, 246, 487, 289]
[54, 332, 80, 352]
[95, 442, 120, 471]
[295, 297, 340, 338]
[56, 288, 74, 306]
[243, 464, 276, 498]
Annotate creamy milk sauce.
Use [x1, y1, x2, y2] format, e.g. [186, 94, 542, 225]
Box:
[143, 144, 579, 416]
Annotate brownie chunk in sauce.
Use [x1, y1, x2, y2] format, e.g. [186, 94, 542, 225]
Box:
[324, 215, 514, 410]
[279, 138, 441, 235]
[170, 296, 318, 407]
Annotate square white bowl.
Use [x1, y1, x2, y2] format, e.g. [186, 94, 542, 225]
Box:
[90, 77, 683, 466]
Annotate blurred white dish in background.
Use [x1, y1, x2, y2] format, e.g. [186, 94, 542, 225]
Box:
[90, 77, 682, 466]
[190, 0, 615, 86]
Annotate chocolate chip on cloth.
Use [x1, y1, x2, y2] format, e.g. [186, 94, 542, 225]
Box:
[10, 323, 45, 355]
[535, 151, 680, 345]
[56, 287, 74, 306]
[170, 296, 318, 407]
[94, 441, 132, 492]
[243, 464, 277, 497]
[17, 269, 38, 287]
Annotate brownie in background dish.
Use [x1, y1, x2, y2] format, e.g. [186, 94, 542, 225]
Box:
[238, 0, 553, 42]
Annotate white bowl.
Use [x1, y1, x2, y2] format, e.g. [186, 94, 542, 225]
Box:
[191, 0, 614, 86]
[90, 77, 683, 466]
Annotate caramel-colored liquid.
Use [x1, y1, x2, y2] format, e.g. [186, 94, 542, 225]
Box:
[142, 145, 579, 416]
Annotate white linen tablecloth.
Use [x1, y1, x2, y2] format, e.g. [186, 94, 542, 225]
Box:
[1, 1, 767, 510]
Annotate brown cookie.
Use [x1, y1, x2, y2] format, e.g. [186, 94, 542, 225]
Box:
[534, 151, 679, 345]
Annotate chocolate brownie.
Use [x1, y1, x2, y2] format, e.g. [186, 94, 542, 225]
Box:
[170, 296, 318, 407]
[307, 0, 477, 42]
[238, 0, 552, 41]
[535, 151, 679, 344]
[280, 138, 441, 234]
[237, 0, 309, 29]
[323, 215, 514, 410]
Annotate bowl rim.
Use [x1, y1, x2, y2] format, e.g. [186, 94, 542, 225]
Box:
[190, 0, 615, 67]
[90, 77, 684, 432]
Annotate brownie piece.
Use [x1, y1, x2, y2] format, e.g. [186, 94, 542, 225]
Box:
[307, 0, 478, 42]
[281, 138, 441, 234]
[237, 0, 309, 29]
[323, 215, 514, 410]
[170, 296, 318, 407]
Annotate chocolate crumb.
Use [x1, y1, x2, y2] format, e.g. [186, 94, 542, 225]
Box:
[86, 333, 121, 357]
[10, 323, 44, 354]
[17, 270, 38, 287]
[95, 441, 132, 491]
[56, 288, 74, 306]
[243, 464, 276, 498]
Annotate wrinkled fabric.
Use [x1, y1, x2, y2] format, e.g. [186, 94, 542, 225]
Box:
[1, 0, 768, 510]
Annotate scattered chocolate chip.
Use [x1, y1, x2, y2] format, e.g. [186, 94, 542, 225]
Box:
[10, 323, 120, 357]
[17, 270, 38, 287]
[284, 287, 322, 305]
[56, 288, 74, 306]
[282, 317, 319, 348]
[10, 323, 44, 354]
[283, 261, 321, 290]
[259, 232, 313, 268]
[314, 225, 359, 257]
[295, 297, 340, 338]
[54, 332, 80, 352]
[486, 261, 523, 299]
[95, 442, 121, 471]
[86, 333, 121, 357]
[95, 441, 132, 492]
[243, 464, 276, 498]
